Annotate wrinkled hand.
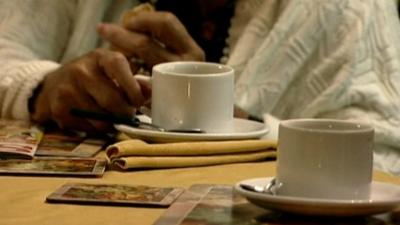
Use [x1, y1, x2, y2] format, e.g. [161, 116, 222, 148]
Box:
[97, 11, 205, 68]
[30, 49, 151, 132]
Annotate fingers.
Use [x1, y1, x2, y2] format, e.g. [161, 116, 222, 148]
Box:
[31, 48, 148, 132]
[68, 50, 135, 115]
[49, 90, 99, 132]
[97, 23, 178, 66]
[64, 87, 114, 131]
[97, 24, 141, 58]
[40, 76, 106, 132]
[124, 12, 198, 54]
[96, 50, 147, 108]
[97, 11, 205, 63]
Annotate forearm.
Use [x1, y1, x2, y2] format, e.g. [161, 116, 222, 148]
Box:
[0, 59, 60, 120]
[0, 0, 76, 120]
[0, 24, 62, 121]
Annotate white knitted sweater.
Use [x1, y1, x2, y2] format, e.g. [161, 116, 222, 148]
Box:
[0, 0, 400, 174]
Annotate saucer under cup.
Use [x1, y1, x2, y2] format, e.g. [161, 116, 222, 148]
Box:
[235, 177, 400, 217]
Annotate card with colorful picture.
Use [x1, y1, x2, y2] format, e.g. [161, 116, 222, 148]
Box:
[0, 120, 43, 159]
[153, 184, 394, 225]
[0, 157, 106, 176]
[152, 184, 267, 225]
[46, 183, 184, 206]
[35, 130, 106, 158]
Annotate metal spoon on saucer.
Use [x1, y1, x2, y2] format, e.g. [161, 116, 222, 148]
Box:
[136, 120, 205, 133]
[240, 178, 277, 195]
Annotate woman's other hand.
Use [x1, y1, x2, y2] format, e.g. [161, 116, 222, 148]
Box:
[97, 11, 205, 68]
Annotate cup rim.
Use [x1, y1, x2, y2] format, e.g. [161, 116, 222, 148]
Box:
[152, 61, 233, 77]
[280, 118, 374, 134]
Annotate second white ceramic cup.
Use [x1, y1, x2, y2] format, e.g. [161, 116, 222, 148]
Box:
[276, 119, 374, 200]
[151, 61, 234, 133]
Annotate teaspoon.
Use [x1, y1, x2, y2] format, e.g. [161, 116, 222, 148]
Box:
[240, 178, 276, 195]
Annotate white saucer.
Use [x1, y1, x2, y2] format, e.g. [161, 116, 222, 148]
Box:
[234, 177, 400, 217]
[114, 118, 269, 142]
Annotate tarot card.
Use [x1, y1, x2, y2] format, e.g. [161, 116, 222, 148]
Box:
[152, 184, 267, 225]
[153, 184, 393, 225]
[46, 183, 184, 206]
[0, 157, 106, 176]
[0, 120, 43, 159]
[35, 130, 106, 157]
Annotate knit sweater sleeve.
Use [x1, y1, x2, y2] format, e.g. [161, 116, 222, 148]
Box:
[229, 0, 400, 173]
[0, 0, 76, 120]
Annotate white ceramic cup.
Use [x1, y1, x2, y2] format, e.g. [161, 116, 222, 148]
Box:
[276, 119, 374, 200]
[151, 61, 234, 133]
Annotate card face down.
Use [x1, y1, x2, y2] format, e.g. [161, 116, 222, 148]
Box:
[46, 183, 184, 207]
[0, 157, 106, 176]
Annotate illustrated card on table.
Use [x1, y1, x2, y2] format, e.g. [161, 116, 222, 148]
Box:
[35, 130, 106, 158]
[0, 120, 43, 159]
[153, 185, 395, 225]
[0, 157, 106, 176]
[152, 184, 268, 225]
[46, 183, 184, 207]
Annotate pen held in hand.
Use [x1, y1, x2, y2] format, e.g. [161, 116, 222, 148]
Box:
[69, 108, 205, 133]
[70, 108, 140, 127]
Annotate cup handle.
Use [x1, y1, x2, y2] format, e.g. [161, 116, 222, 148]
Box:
[134, 74, 152, 116]
[134, 74, 152, 85]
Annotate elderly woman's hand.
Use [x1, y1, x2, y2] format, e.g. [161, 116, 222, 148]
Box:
[97, 11, 205, 68]
[30, 48, 151, 132]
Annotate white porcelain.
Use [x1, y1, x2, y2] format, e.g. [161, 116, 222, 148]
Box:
[151, 61, 234, 133]
[114, 117, 269, 143]
[277, 119, 374, 200]
[235, 177, 400, 217]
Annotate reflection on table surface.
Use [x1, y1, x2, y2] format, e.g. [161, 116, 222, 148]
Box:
[154, 184, 400, 225]
[1, 160, 400, 225]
